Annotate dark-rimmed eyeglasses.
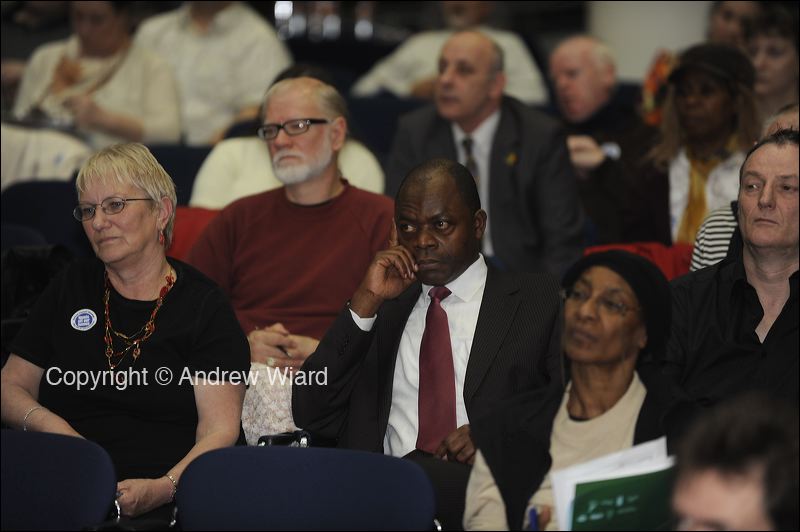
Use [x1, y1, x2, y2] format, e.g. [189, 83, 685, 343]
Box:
[73, 197, 153, 221]
[561, 287, 641, 318]
[257, 118, 329, 140]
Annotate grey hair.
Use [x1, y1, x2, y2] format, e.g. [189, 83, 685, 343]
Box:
[76, 143, 177, 246]
[263, 77, 349, 129]
[762, 103, 800, 137]
[555, 35, 616, 71]
[490, 39, 504, 73]
[447, 29, 505, 74]
[590, 39, 615, 71]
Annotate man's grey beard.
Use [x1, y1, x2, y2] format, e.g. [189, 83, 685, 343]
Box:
[272, 141, 334, 186]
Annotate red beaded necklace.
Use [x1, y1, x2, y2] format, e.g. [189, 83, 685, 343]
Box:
[103, 267, 175, 370]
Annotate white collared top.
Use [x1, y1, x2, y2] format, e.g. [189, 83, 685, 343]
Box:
[668, 148, 746, 242]
[135, 2, 292, 146]
[452, 112, 501, 257]
[350, 255, 488, 457]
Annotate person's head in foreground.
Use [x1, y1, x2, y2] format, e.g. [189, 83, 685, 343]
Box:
[672, 392, 799, 531]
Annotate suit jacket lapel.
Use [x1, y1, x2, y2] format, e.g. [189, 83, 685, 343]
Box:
[376, 283, 421, 438]
[464, 269, 521, 405]
[431, 116, 458, 161]
[489, 101, 520, 209]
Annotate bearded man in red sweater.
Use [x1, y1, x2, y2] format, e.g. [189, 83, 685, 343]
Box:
[187, 77, 393, 440]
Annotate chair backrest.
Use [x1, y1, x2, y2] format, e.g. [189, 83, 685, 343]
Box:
[0, 180, 93, 257]
[167, 206, 219, 261]
[146, 144, 213, 206]
[346, 95, 427, 163]
[223, 118, 260, 140]
[1, 223, 48, 250]
[1, 429, 117, 530]
[585, 242, 694, 280]
[177, 446, 436, 531]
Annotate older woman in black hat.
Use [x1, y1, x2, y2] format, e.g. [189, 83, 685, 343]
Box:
[464, 251, 684, 530]
[624, 43, 761, 247]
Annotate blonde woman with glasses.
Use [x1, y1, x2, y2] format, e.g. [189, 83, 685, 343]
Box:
[1, 143, 248, 523]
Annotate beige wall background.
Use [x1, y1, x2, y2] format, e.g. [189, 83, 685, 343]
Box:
[588, 1, 713, 82]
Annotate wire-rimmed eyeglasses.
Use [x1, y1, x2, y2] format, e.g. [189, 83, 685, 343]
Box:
[73, 197, 153, 221]
[257, 118, 329, 140]
[561, 287, 641, 318]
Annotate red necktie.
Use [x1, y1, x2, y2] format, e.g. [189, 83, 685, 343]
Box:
[416, 286, 456, 454]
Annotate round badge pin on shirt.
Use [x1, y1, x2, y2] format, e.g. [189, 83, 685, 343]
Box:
[70, 309, 97, 331]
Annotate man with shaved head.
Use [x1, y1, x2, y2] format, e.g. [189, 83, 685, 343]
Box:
[549, 34, 656, 244]
[387, 30, 584, 277]
[295, 158, 564, 528]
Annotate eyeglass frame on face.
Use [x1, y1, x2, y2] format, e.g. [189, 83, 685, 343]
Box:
[257, 118, 330, 141]
[73, 197, 154, 222]
[561, 286, 641, 318]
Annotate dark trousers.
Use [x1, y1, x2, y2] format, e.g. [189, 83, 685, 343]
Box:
[404, 450, 472, 531]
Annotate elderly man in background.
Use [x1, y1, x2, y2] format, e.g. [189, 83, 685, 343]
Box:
[548, 35, 656, 244]
[187, 77, 393, 442]
[188, 64, 385, 209]
[386, 30, 584, 277]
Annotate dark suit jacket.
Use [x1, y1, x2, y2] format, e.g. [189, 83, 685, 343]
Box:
[623, 162, 672, 245]
[554, 88, 658, 245]
[385, 96, 585, 277]
[292, 264, 565, 452]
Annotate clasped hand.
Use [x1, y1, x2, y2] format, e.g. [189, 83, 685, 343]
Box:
[248, 322, 319, 369]
[434, 424, 476, 464]
[115, 477, 173, 517]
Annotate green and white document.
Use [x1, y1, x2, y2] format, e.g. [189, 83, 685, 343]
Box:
[551, 437, 675, 531]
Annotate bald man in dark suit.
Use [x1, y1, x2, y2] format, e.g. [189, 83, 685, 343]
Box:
[385, 30, 584, 277]
[293, 159, 563, 528]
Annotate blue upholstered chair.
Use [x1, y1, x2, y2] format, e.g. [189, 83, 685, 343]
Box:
[146, 144, 213, 206]
[1, 180, 93, 257]
[177, 446, 437, 530]
[1, 429, 117, 530]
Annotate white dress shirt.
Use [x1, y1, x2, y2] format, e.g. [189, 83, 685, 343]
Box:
[452, 112, 501, 257]
[351, 27, 547, 105]
[350, 255, 488, 457]
[135, 2, 292, 145]
[668, 148, 745, 242]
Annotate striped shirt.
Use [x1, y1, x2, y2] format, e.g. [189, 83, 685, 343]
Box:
[690, 201, 738, 271]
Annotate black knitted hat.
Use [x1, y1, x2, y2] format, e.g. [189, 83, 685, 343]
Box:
[562, 250, 672, 356]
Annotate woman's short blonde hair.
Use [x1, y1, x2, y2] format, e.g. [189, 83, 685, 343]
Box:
[76, 143, 177, 246]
